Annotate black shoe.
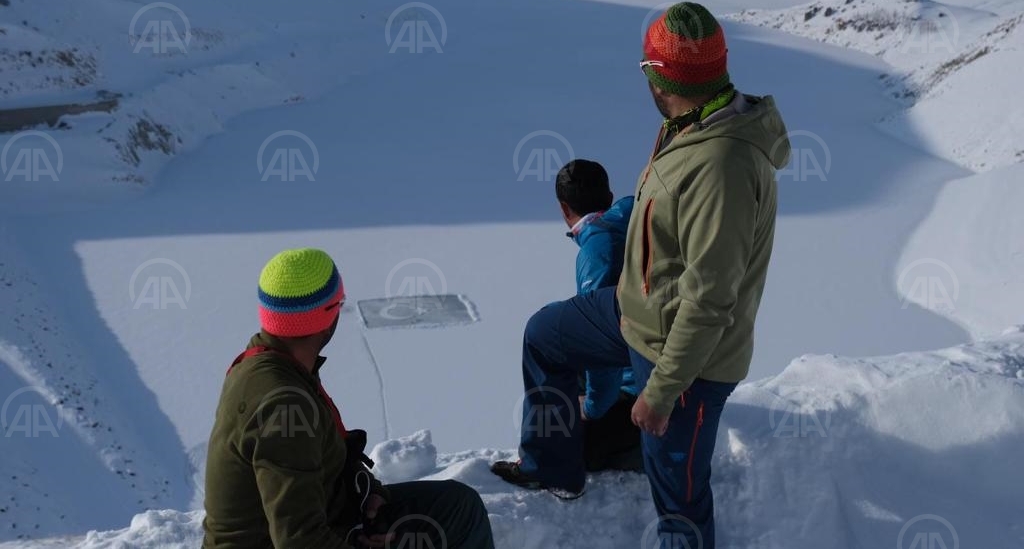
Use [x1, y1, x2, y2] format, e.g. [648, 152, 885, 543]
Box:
[490, 461, 585, 500]
[545, 485, 586, 501]
[491, 461, 542, 489]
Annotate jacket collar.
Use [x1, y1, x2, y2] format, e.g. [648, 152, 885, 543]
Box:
[566, 211, 605, 244]
[663, 84, 737, 135]
[653, 91, 756, 161]
[250, 330, 327, 376]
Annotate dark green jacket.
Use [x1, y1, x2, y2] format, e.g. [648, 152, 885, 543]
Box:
[618, 94, 791, 416]
[203, 332, 387, 548]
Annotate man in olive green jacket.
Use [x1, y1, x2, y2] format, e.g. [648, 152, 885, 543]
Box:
[493, 3, 789, 548]
[204, 248, 494, 548]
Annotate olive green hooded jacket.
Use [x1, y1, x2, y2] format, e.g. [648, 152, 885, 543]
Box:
[618, 94, 791, 415]
[202, 332, 387, 548]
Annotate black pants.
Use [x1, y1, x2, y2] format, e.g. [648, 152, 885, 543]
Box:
[380, 480, 494, 549]
[583, 392, 643, 473]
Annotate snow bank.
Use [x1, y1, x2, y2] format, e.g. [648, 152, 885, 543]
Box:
[370, 429, 439, 484]
[78, 511, 204, 549]
[18, 331, 1023, 548]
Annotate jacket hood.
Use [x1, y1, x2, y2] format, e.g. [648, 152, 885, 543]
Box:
[662, 94, 791, 170]
[574, 196, 635, 247]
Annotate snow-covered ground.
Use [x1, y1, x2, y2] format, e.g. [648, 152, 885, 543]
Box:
[1, 0, 1022, 546]
[13, 332, 1024, 548]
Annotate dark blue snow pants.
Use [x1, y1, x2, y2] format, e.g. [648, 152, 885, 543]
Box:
[517, 286, 736, 549]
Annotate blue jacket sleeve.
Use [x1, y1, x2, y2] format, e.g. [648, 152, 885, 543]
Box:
[576, 235, 615, 295]
[584, 368, 625, 420]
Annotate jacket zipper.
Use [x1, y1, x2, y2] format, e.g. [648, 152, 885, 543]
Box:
[641, 199, 655, 296]
[686, 401, 705, 503]
[637, 124, 667, 297]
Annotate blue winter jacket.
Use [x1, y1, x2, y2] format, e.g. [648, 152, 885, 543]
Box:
[570, 197, 638, 419]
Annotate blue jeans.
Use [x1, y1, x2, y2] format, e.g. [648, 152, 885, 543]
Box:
[518, 287, 736, 548]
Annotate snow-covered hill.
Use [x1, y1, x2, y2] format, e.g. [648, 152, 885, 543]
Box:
[0, 0, 387, 194]
[2, 0, 1022, 546]
[728, 0, 1024, 170]
[0, 228, 190, 538]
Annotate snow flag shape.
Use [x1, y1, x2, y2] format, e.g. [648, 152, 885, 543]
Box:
[357, 294, 478, 329]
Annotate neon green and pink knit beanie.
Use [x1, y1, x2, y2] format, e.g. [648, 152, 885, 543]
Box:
[258, 248, 345, 337]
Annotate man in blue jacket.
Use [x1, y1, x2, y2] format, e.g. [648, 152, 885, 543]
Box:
[494, 160, 642, 494]
[561, 160, 643, 474]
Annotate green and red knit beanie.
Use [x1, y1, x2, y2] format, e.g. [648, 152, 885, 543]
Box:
[642, 2, 730, 97]
[258, 248, 345, 338]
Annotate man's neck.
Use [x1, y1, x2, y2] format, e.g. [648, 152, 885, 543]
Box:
[565, 213, 581, 230]
[666, 101, 702, 120]
[282, 343, 320, 374]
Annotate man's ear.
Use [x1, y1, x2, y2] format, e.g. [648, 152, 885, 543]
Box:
[559, 201, 574, 218]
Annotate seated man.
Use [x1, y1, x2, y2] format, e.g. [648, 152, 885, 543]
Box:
[558, 160, 643, 473]
[493, 160, 642, 495]
[203, 248, 494, 548]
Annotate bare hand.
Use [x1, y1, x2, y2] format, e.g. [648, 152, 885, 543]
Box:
[579, 396, 589, 421]
[363, 493, 387, 520]
[631, 395, 669, 436]
[357, 494, 394, 548]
